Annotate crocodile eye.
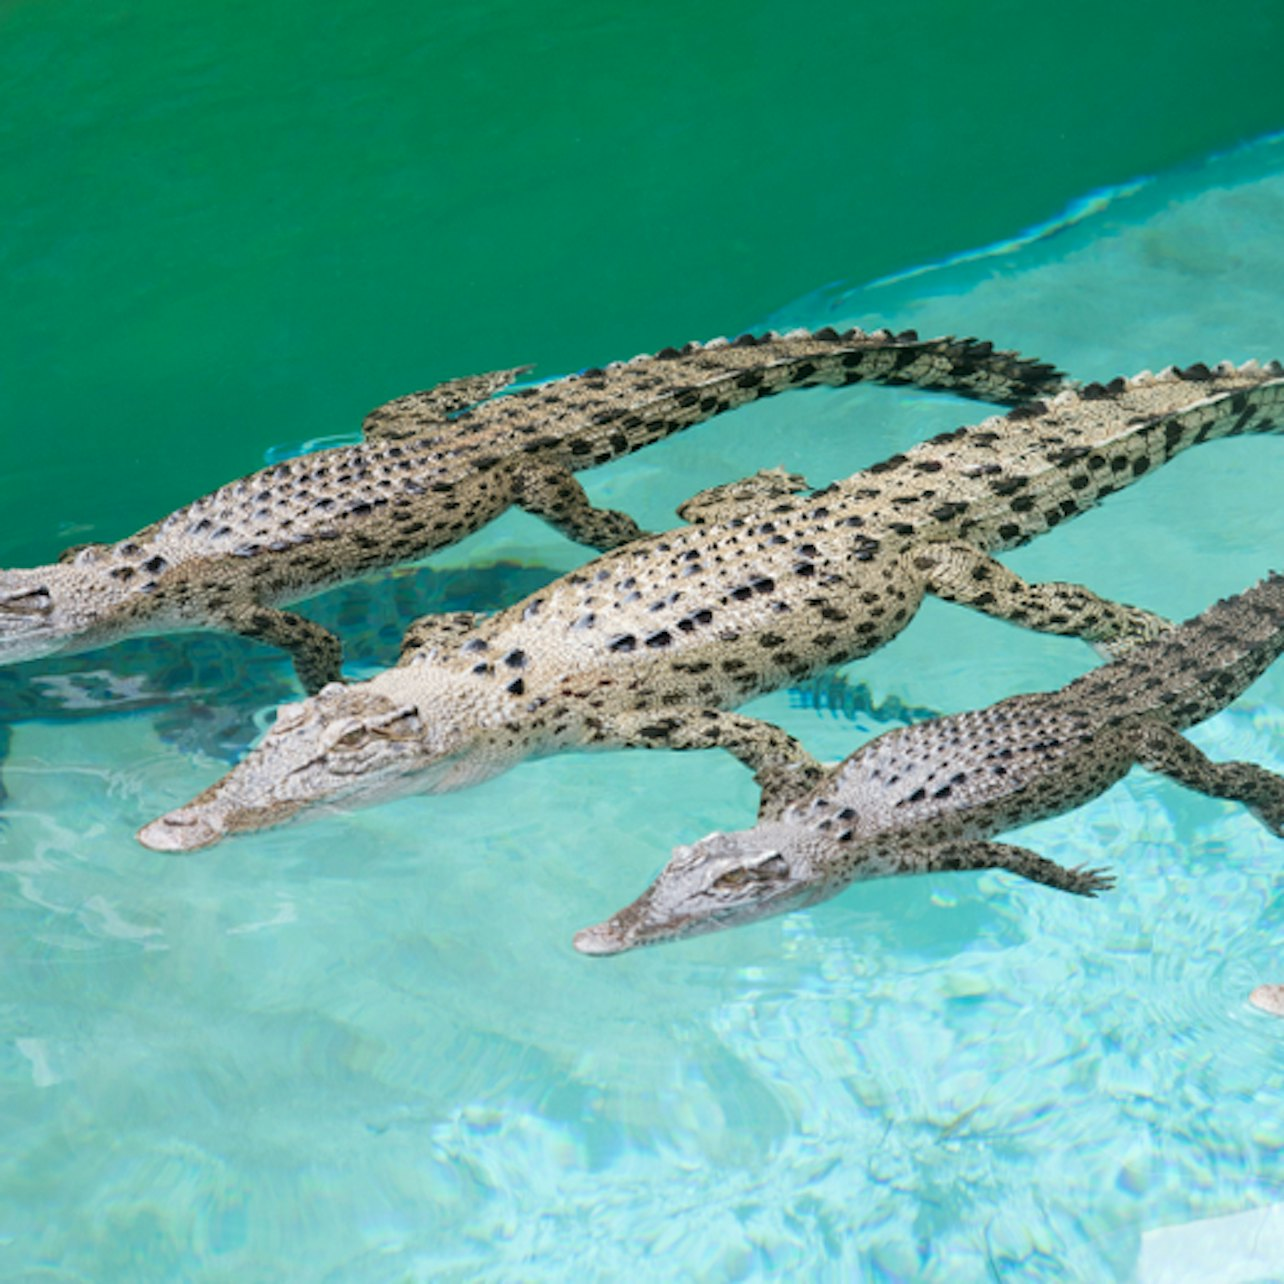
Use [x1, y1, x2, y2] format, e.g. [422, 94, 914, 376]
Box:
[713, 852, 788, 890]
[334, 726, 367, 750]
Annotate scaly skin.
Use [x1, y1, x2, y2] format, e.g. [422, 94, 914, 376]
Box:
[577, 575, 1284, 954]
[0, 329, 1059, 693]
[137, 359, 1284, 854]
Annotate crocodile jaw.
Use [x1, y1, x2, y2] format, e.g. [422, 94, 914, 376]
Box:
[136, 789, 303, 852]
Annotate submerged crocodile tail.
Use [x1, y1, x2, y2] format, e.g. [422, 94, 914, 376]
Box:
[542, 328, 1065, 464]
[1069, 573, 1284, 728]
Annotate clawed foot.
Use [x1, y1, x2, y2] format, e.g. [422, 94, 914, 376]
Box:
[1065, 863, 1116, 897]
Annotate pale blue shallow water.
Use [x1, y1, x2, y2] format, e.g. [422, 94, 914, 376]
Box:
[1, 136, 1283, 1281]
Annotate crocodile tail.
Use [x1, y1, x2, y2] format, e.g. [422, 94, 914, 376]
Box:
[1085, 359, 1284, 469]
[538, 327, 1066, 466]
[1072, 573, 1284, 730]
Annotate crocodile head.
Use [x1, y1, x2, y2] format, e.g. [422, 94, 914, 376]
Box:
[0, 556, 147, 666]
[574, 820, 830, 955]
[136, 664, 525, 852]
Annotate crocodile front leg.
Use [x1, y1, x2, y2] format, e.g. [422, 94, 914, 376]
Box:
[908, 540, 1173, 657]
[217, 602, 343, 693]
[512, 462, 649, 549]
[892, 839, 1115, 896]
[1131, 720, 1284, 836]
[593, 705, 829, 807]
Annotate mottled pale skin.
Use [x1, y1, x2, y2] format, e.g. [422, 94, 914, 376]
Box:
[0, 329, 1061, 692]
[138, 359, 1284, 855]
[577, 575, 1284, 954]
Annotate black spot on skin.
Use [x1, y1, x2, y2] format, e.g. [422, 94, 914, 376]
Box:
[645, 630, 672, 648]
[1006, 399, 1048, 421]
[506, 678, 525, 696]
[503, 649, 527, 668]
[867, 454, 907, 475]
[608, 634, 637, 653]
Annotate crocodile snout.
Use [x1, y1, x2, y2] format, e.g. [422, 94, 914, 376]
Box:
[571, 921, 634, 956]
[137, 806, 227, 853]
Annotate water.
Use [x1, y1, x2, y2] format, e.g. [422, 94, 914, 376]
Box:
[2, 7, 1284, 1280]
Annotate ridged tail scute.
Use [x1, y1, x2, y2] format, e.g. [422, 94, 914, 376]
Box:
[547, 328, 1067, 465]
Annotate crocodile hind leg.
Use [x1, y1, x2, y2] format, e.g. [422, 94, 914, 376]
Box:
[513, 463, 649, 549]
[909, 540, 1173, 657]
[216, 602, 343, 694]
[889, 840, 1115, 897]
[1130, 720, 1284, 836]
[593, 705, 829, 808]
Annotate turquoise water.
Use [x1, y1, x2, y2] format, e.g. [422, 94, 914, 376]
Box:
[1, 130, 1282, 1280]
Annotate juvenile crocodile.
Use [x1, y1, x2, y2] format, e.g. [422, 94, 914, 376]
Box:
[136, 358, 1284, 853]
[575, 574, 1284, 954]
[0, 329, 1060, 693]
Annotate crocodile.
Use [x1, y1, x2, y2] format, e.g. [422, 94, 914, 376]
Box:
[575, 574, 1284, 954]
[0, 329, 1061, 693]
[135, 358, 1284, 854]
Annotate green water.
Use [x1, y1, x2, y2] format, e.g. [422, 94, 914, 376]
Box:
[2, 0, 1283, 559]
[3, 5, 1284, 1281]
